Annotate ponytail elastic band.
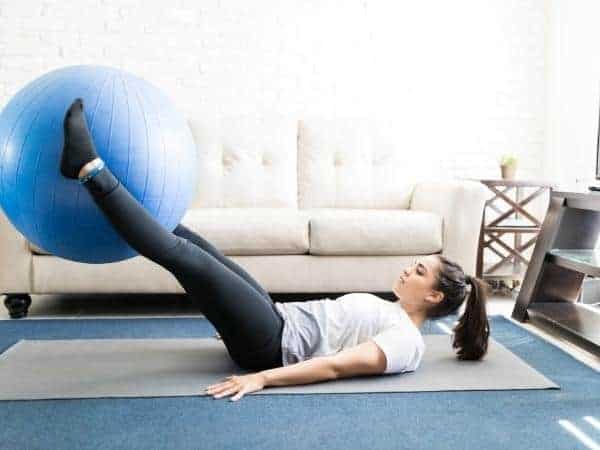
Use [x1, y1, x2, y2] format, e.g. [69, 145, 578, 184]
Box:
[78, 159, 105, 184]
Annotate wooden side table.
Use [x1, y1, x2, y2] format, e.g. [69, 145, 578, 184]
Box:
[472, 179, 555, 290]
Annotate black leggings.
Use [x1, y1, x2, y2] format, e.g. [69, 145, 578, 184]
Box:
[82, 164, 285, 372]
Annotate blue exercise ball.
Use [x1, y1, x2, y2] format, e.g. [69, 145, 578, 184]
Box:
[0, 65, 198, 263]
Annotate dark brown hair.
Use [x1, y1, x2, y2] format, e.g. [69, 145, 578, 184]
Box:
[426, 255, 490, 360]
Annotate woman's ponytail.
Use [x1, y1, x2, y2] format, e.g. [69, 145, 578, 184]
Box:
[451, 275, 490, 360]
[428, 256, 491, 361]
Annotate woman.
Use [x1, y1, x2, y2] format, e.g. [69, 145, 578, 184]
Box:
[60, 98, 490, 402]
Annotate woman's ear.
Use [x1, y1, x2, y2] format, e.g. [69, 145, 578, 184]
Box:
[425, 290, 444, 305]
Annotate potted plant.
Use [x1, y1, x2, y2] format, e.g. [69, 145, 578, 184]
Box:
[499, 153, 518, 180]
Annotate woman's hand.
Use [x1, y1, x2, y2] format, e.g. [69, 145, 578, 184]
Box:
[204, 373, 266, 402]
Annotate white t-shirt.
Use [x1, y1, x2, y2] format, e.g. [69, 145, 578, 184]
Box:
[274, 292, 426, 374]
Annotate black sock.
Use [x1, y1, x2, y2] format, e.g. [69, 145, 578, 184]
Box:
[60, 98, 99, 179]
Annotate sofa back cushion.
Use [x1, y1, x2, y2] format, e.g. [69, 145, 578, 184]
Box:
[297, 118, 418, 209]
[306, 208, 443, 255]
[187, 116, 298, 208]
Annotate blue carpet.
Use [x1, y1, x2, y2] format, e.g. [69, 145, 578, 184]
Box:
[0, 314, 598, 450]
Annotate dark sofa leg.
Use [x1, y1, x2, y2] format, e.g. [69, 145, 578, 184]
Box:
[3, 294, 32, 319]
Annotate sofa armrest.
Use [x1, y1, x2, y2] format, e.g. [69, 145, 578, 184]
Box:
[0, 208, 32, 294]
[409, 179, 487, 275]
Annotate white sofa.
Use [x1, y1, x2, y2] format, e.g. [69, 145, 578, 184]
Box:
[0, 116, 487, 318]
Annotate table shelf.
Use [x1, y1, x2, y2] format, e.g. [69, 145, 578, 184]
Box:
[546, 249, 600, 277]
[486, 226, 541, 233]
[527, 302, 600, 352]
[512, 189, 600, 355]
[498, 218, 542, 227]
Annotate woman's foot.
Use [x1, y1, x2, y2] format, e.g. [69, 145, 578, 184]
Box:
[60, 98, 100, 179]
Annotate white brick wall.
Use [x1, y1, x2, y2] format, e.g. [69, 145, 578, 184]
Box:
[0, 0, 548, 185]
[0, 0, 555, 274]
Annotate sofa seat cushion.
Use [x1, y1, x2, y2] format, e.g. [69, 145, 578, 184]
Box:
[306, 208, 443, 255]
[180, 208, 309, 255]
[29, 208, 310, 257]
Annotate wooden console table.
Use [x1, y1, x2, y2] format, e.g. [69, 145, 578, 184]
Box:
[474, 179, 554, 287]
[512, 189, 600, 354]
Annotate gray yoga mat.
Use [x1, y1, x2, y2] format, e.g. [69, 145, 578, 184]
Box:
[0, 335, 559, 400]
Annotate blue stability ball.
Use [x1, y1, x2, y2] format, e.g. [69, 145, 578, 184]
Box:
[0, 65, 198, 263]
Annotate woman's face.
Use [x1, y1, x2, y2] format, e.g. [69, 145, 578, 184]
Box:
[392, 255, 443, 307]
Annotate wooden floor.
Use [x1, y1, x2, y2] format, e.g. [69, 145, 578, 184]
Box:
[1, 289, 599, 372]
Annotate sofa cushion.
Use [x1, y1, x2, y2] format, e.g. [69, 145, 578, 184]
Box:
[306, 208, 443, 255]
[30, 208, 310, 257]
[187, 115, 298, 209]
[298, 118, 424, 209]
[180, 208, 309, 255]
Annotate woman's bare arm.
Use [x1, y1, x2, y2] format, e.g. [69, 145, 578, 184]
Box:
[260, 355, 337, 387]
[260, 340, 387, 387]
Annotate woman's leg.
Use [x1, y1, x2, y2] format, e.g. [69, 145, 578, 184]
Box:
[82, 168, 284, 371]
[61, 99, 283, 370]
[172, 223, 273, 304]
[166, 232, 284, 371]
